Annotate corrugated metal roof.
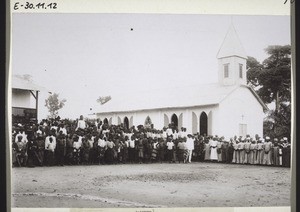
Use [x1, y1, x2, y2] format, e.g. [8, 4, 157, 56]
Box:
[12, 75, 46, 91]
[216, 24, 247, 59]
[95, 83, 239, 114]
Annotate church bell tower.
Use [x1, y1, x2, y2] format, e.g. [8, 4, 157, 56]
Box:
[216, 24, 248, 86]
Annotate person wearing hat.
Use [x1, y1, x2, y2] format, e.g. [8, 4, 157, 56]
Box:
[263, 136, 273, 165]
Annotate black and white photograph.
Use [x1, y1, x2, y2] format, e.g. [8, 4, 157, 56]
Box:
[9, 2, 292, 210]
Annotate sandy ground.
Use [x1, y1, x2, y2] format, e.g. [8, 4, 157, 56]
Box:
[11, 162, 291, 208]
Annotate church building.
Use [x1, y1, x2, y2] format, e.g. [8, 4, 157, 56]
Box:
[95, 25, 268, 139]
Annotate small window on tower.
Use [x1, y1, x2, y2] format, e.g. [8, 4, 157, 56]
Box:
[224, 64, 229, 78]
[239, 64, 243, 78]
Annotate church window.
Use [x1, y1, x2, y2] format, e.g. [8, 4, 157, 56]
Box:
[224, 64, 229, 78]
[239, 64, 243, 78]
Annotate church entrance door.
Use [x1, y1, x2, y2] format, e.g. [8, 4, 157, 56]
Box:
[171, 114, 178, 129]
[124, 117, 129, 129]
[200, 112, 208, 136]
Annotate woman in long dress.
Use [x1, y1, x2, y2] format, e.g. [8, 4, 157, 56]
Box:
[209, 137, 218, 161]
[204, 139, 211, 161]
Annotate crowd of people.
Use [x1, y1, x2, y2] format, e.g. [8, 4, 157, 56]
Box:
[11, 116, 291, 168]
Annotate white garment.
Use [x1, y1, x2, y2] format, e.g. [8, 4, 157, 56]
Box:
[73, 141, 81, 149]
[76, 120, 86, 130]
[186, 138, 195, 150]
[166, 128, 173, 136]
[59, 127, 67, 135]
[173, 132, 178, 139]
[209, 139, 218, 160]
[129, 139, 135, 148]
[167, 141, 174, 150]
[45, 136, 56, 152]
[98, 139, 107, 148]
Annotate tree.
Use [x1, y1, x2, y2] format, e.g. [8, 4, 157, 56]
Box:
[97, 96, 111, 105]
[45, 93, 66, 119]
[247, 45, 291, 138]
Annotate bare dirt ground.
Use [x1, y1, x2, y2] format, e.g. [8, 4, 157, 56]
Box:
[11, 162, 291, 208]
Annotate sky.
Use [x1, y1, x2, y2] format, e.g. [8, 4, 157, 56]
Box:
[11, 14, 290, 120]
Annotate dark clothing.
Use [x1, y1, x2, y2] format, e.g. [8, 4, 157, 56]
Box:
[56, 138, 66, 165]
[27, 140, 38, 167]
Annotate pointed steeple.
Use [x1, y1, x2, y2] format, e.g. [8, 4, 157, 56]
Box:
[217, 24, 247, 59]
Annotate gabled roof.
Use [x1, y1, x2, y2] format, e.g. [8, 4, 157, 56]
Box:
[12, 75, 46, 91]
[95, 83, 268, 114]
[216, 24, 247, 59]
[96, 84, 235, 114]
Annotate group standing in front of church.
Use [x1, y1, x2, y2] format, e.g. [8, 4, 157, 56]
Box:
[12, 116, 291, 168]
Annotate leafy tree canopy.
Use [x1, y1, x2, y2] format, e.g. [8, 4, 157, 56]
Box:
[247, 45, 291, 139]
[45, 93, 66, 119]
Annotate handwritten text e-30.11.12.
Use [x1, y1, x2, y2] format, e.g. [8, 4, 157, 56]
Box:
[14, 2, 57, 10]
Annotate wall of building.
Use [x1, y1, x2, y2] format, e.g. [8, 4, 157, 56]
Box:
[12, 89, 36, 109]
[218, 87, 265, 140]
[96, 105, 219, 135]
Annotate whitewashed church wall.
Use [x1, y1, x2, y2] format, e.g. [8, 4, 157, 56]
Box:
[96, 105, 220, 134]
[188, 106, 219, 135]
[218, 87, 265, 140]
